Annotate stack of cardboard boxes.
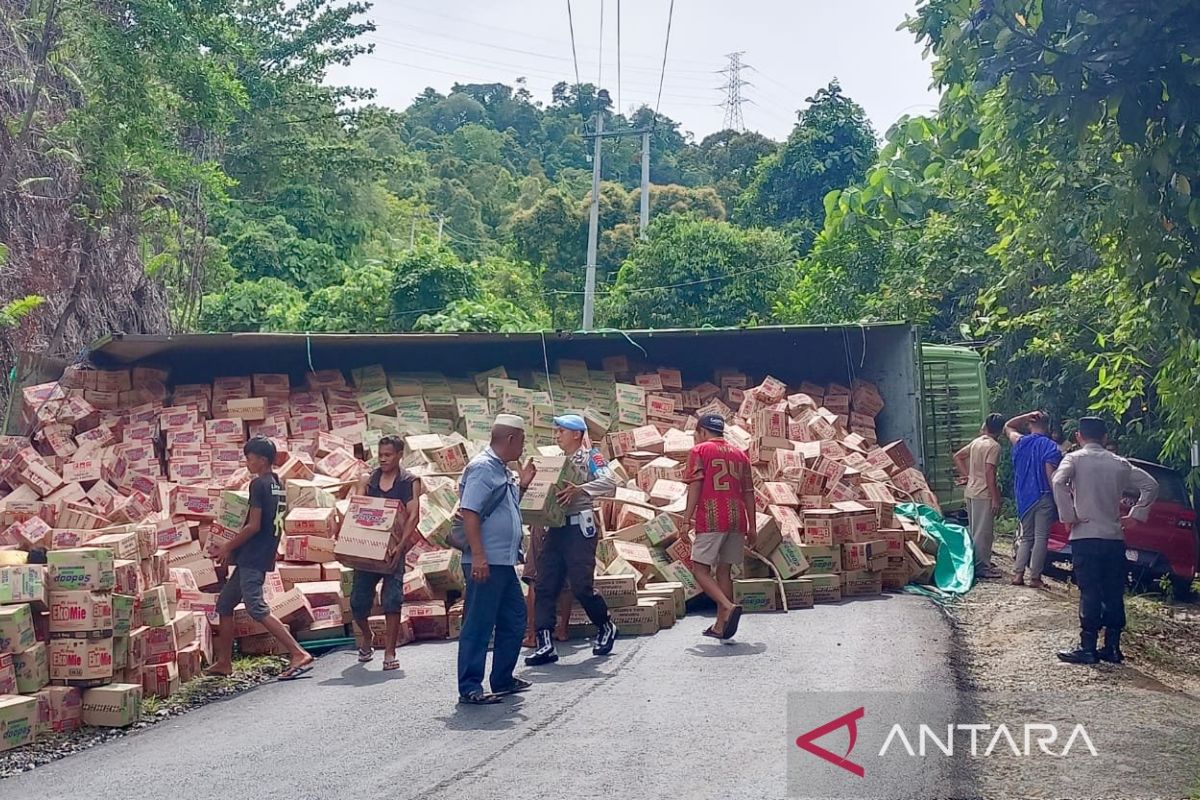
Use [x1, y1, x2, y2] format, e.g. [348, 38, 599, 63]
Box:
[0, 355, 945, 752]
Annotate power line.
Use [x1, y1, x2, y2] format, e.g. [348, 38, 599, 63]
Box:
[653, 0, 676, 121]
[719, 51, 751, 132]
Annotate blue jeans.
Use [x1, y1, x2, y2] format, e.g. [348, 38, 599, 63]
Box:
[457, 566, 527, 697]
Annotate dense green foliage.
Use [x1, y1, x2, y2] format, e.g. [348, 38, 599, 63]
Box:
[8, 0, 1200, 468]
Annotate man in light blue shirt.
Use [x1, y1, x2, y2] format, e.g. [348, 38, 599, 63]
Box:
[456, 414, 536, 705]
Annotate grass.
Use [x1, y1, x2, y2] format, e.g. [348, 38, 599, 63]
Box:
[138, 655, 286, 718]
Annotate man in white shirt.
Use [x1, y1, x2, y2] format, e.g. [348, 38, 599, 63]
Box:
[954, 413, 1005, 579]
[1051, 417, 1158, 665]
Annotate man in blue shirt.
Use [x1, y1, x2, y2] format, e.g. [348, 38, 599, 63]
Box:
[1005, 411, 1063, 588]
[456, 414, 537, 705]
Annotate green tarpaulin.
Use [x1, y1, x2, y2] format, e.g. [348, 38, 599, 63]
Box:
[894, 503, 976, 597]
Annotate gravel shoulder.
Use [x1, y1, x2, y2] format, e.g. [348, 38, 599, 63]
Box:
[0, 655, 286, 779]
[950, 529, 1200, 800]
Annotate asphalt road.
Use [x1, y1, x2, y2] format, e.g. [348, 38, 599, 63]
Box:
[5, 594, 959, 800]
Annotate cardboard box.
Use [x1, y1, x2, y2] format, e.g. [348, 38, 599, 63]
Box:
[780, 578, 815, 609]
[802, 510, 851, 547]
[593, 574, 639, 608]
[841, 539, 889, 572]
[637, 582, 686, 618]
[12, 642, 49, 693]
[0, 653, 14, 694]
[285, 535, 338, 564]
[333, 495, 402, 563]
[0, 694, 37, 752]
[0, 604, 36, 654]
[226, 397, 267, 421]
[142, 661, 180, 699]
[284, 507, 338, 538]
[153, 518, 193, 551]
[808, 573, 842, 604]
[88, 530, 141, 562]
[654, 562, 701, 599]
[797, 544, 841, 574]
[840, 569, 883, 597]
[402, 569, 435, 602]
[141, 585, 170, 628]
[81, 683, 142, 727]
[607, 602, 659, 635]
[36, 685, 81, 733]
[768, 541, 810, 579]
[733, 579, 779, 612]
[416, 549, 464, 593]
[49, 591, 114, 634]
[293, 581, 341, 610]
[904, 541, 936, 584]
[0, 564, 46, 605]
[48, 636, 114, 681]
[402, 600, 448, 640]
[46, 547, 115, 591]
[278, 563, 323, 589]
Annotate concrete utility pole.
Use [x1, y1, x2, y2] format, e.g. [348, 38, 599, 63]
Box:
[583, 113, 603, 331]
[409, 216, 417, 250]
[436, 215, 445, 245]
[582, 123, 654, 329]
[640, 130, 650, 239]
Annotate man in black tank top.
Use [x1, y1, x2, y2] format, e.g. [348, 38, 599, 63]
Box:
[350, 436, 421, 671]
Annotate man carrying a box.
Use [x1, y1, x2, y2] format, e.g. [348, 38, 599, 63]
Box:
[525, 414, 620, 666]
[208, 436, 314, 680]
[351, 435, 421, 670]
[456, 415, 537, 705]
[683, 414, 756, 640]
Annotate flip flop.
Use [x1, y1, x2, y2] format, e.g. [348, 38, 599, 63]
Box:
[278, 658, 315, 681]
[720, 606, 744, 640]
[702, 625, 722, 639]
[382, 659, 400, 671]
[493, 677, 532, 696]
[358, 648, 375, 663]
[458, 691, 502, 705]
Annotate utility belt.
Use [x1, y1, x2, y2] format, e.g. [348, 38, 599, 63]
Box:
[559, 509, 598, 538]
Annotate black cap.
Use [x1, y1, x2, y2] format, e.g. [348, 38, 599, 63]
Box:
[698, 414, 726, 434]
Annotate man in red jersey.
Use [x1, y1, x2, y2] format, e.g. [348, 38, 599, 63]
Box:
[682, 414, 756, 640]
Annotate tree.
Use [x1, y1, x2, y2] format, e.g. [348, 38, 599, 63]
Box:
[736, 81, 877, 245]
[198, 278, 307, 332]
[602, 215, 796, 329]
[301, 262, 397, 332]
[689, 129, 778, 211]
[413, 298, 545, 333]
[390, 245, 481, 328]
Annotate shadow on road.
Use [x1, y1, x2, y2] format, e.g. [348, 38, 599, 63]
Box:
[685, 641, 768, 658]
[319, 662, 408, 687]
[437, 700, 530, 731]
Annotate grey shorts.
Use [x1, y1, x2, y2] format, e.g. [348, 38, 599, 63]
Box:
[216, 566, 270, 620]
[691, 532, 745, 566]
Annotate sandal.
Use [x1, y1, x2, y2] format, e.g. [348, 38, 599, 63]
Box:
[493, 677, 532, 696]
[458, 691, 502, 705]
[382, 658, 400, 671]
[358, 647, 375, 663]
[720, 606, 744, 640]
[278, 656, 315, 681]
[702, 625, 722, 639]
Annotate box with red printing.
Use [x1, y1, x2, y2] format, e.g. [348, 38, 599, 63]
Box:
[402, 600, 448, 640]
[48, 636, 114, 681]
[285, 535, 337, 564]
[284, 507, 338, 538]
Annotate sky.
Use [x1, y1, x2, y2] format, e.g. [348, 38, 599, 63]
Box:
[326, 0, 942, 142]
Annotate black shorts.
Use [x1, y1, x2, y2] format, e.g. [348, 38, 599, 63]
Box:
[216, 566, 270, 620]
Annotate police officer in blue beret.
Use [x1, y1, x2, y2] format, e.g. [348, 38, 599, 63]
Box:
[525, 414, 620, 665]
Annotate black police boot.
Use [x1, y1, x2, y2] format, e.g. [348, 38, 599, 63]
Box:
[524, 629, 558, 666]
[593, 620, 618, 656]
[1057, 631, 1099, 665]
[1098, 629, 1124, 664]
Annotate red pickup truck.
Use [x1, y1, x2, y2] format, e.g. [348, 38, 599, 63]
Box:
[1047, 459, 1199, 597]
